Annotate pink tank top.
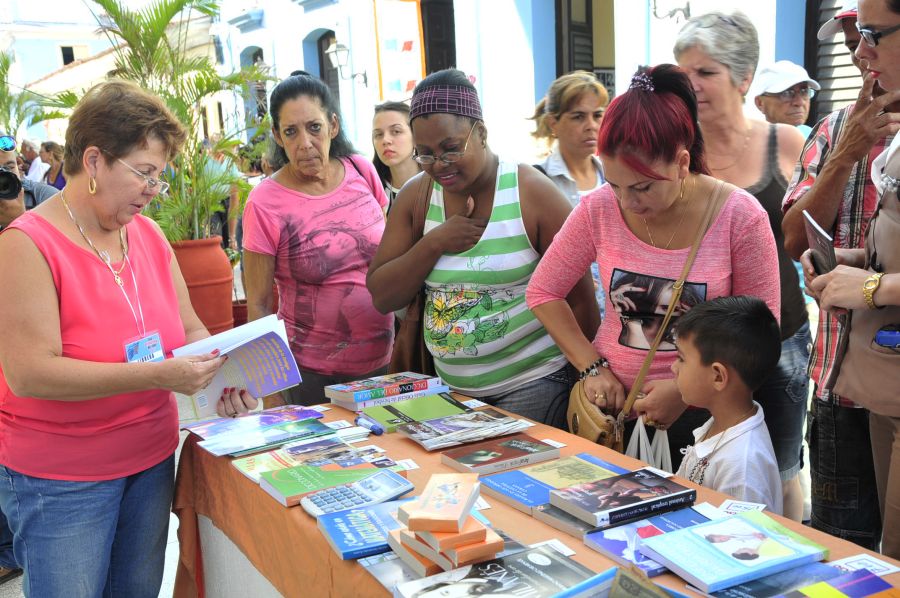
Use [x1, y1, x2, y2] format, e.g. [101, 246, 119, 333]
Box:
[0, 213, 184, 480]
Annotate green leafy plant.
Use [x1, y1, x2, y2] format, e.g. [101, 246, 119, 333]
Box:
[0, 51, 67, 136]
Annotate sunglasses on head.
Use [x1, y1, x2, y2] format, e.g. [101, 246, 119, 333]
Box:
[0, 136, 15, 153]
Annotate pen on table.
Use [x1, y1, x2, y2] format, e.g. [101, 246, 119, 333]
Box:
[354, 414, 384, 436]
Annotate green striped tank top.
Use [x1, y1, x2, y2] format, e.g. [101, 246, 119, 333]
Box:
[422, 159, 566, 397]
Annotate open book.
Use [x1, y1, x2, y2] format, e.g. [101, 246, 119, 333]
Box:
[172, 314, 301, 419]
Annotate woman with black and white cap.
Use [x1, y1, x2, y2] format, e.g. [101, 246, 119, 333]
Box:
[367, 69, 599, 430]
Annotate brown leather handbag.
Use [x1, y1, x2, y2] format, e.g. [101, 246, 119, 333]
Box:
[567, 181, 728, 448]
[387, 175, 437, 376]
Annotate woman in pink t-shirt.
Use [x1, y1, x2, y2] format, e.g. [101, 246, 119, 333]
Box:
[526, 65, 780, 469]
[242, 73, 393, 406]
[0, 82, 257, 596]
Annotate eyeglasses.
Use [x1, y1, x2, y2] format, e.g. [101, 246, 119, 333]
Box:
[858, 22, 900, 47]
[413, 121, 479, 165]
[0, 136, 15, 152]
[764, 85, 816, 102]
[116, 157, 170, 195]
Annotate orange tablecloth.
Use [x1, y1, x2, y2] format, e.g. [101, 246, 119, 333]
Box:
[173, 406, 900, 597]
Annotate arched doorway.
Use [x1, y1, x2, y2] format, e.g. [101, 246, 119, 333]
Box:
[317, 32, 341, 102]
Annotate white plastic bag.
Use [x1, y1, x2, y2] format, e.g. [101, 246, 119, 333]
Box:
[625, 416, 673, 473]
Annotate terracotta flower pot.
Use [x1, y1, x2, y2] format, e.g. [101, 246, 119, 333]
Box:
[172, 236, 234, 334]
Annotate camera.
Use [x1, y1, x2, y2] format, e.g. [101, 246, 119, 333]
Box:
[0, 167, 22, 200]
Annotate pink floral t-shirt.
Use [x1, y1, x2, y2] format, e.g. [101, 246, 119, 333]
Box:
[242, 156, 393, 375]
[527, 184, 780, 390]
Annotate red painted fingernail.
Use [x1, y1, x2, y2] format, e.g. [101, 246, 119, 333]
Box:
[211, 349, 220, 355]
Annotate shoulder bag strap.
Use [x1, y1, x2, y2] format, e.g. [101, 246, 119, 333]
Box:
[411, 174, 433, 241]
[619, 179, 728, 419]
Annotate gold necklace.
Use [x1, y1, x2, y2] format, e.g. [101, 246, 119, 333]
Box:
[708, 125, 752, 173]
[642, 176, 693, 250]
[59, 188, 128, 286]
[687, 403, 757, 486]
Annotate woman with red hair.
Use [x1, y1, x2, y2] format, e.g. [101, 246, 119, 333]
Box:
[526, 64, 780, 470]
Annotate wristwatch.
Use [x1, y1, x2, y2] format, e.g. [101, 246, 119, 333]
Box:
[863, 272, 885, 310]
[579, 357, 610, 380]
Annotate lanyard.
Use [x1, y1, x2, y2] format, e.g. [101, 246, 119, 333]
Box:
[99, 253, 147, 337]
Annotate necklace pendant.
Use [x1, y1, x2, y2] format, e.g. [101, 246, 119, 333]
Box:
[113, 273, 123, 287]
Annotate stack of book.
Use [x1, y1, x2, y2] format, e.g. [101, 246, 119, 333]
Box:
[386, 473, 504, 575]
[259, 464, 391, 508]
[396, 408, 531, 451]
[549, 468, 696, 529]
[325, 372, 448, 411]
[360, 392, 472, 433]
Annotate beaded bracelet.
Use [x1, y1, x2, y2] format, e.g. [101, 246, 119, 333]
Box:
[578, 357, 609, 381]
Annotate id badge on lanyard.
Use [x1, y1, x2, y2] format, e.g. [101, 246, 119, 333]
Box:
[124, 331, 165, 363]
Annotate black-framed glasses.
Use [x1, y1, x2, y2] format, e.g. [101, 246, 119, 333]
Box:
[413, 121, 479, 165]
[858, 22, 900, 47]
[0, 136, 15, 152]
[764, 85, 816, 102]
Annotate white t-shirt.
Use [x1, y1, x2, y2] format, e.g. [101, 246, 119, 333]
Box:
[26, 156, 50, 182]
[676, 401, 783, 515]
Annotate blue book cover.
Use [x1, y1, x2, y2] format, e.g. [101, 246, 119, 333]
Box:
[704, 562, 841, 597]
[480, 452, 628, 513]
[585, 504, 713, 577]
[317, 498, 414, 560]
[639, 511, 828, 593]
[776, 568, 894, 598]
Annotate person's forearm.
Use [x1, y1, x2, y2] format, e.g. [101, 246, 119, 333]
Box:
[783, 152, 858, 259]
[566, 274, 601, 341]
[531, 300, 599, 372]
[367, 235, 445, 313]
[874, 273, 900, 308]
[5, 356, 166, 401]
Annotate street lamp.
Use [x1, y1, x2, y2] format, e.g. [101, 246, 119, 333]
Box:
[324, 41, 368, 86]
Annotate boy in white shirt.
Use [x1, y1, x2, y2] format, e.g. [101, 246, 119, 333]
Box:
[671, 296, 784, 514]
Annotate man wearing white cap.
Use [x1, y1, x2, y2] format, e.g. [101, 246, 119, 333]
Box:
[753, 61, 820, 137]
[782, 0, 899, 551]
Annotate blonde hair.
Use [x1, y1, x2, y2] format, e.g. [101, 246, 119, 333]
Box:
[531, 71, 609, 145]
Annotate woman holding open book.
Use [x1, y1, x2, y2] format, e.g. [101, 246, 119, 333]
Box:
[0, 81, 257, 596]
[804, 0, 900, 559]
[526, 64, 780, 470]
[367, 68, 599, 430]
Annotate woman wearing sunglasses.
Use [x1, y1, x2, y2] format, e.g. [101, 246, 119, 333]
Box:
[367, 68, 599, 429]
[805, 0, 900, 559]
[674, 10, 810, 522]
[0, 81, 256, 596]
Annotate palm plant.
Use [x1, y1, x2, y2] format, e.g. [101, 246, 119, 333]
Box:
[0, 51, 66, 137]
[88, 0, 265, 241]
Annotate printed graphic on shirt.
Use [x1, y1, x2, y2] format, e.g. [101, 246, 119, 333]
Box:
[609, 269, 706, 351]
[424, 288, 510, 357]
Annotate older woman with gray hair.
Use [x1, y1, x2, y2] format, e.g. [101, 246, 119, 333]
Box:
[674, 11, 809, 521]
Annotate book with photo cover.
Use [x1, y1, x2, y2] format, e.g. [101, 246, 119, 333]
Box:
[325, 372, 444, 402]
[440, 433, 559, 473]
[232, 441, 400, 483]
[802, 210, 838, 275]
[398, 408, 530, 451]
[258, 465, 381, 507]
[550, 468, 696, 528]
[393, 545, 597, 598]
[330, 385, 451, 411]
[481, 452, 629, 514]
[638, 511, 828, 593]
[361, 392, 471, 433]
[181, 404, 323, 440]
[197, 417, 336, 457]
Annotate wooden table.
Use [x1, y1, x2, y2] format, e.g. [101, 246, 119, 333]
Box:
[172, 405, 900, 597]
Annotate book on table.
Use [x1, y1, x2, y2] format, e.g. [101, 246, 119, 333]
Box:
[396, 408, 530, 451]
[181, 404, 323, 440]
[638, 510, 829, 593]
[480, 452, 629, 514]
[583, 502, 723, 577]
[386, 528, 443, 578]
[399, 526, 503, 571]
[440, 433, 560, 474]
[232, 439, 401, 483]
[172, 314, 301, 419]
[392, 545, 597, 598]
[316, 498, 415, 560]
[258, 464, 385, 507]
[197, 416, 336, 457]
[549, 468, 696, 528]
[693, 562, 842, 598]
[777, 568, 895, 598]
[329, 385, 451, 411]
[397, 473, 480, 532]
[414, 515, 489, 553]
[361, 392, 472, 433]
[325, 372, 444, 402]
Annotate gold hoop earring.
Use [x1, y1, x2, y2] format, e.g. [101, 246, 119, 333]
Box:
[88, 177, 97, 195]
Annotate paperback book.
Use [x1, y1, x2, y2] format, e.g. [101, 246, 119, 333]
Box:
[258, 465, 381, 507]
[399, 526, 503, 571]
[197, 417, 336, 457]
[232, 441, 400, 483]
[397, 408, 530, 451]
[397, 473, 480, 532]
[415, 516, 488, 553]
[181, 405, 323, 440]
[172, 314, 301, 419]
[361, 392, 471, 433]
[392, 545, 597, 598]
[386, 528, 443, 578]
[533, 503, 599, 538]
[802, 210, 838, 275]
[325, 372, 444, 402]
[317, 498, 414, 560]
[638, 511, 829, 593]
[696, 562, 842, 598]
[550, 468, 696, 528]
[778, 568, 895, 597]
[584, 503, 722, 577]
[481, 452, 629, 514]
[441, 433, 560, 474]
[330, 386, 451, 411]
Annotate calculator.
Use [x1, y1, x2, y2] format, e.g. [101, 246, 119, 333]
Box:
[300, 469, 415, 517]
